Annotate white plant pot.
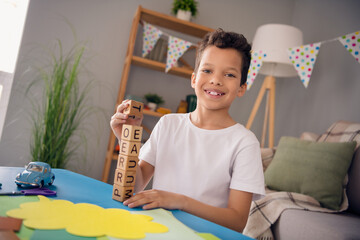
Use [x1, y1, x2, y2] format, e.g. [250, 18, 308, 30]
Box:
[147, 102, 157, 111]
[176, 10, 192, 21]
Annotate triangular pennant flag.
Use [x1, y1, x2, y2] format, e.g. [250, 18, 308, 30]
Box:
[246, 50, 267, 90]
[142, 22, 163, 57]
[338, 31, 360, 64]
[166, 36, 192, 72]
[287, 42, 321, 88]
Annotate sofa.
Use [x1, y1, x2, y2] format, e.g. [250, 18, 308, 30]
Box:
[244, 121, 360, 240]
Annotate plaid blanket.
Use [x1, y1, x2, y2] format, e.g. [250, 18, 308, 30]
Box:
[317, 121, 360, 148]
[243, 121, 360, 240]
[243, 189, 348, 239]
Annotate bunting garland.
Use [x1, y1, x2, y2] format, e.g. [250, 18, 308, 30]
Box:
[141, 24, 359, 88]
[142, 22, 163, 57]
[247, 50, 267, 90]
[288, 42, 321, 88]
[142, 21, 195, 72]
[166, 36, 192, 72]
[338, 31, 360, 64]
[246, 30, 360, 89]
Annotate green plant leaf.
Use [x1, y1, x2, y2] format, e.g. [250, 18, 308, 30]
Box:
[27, 40, 91, 169]
[144, 93, 165, 105]
[171, 0, 198, 17]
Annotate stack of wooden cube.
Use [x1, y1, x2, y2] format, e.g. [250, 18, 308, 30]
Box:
[112, 100, 143, 202]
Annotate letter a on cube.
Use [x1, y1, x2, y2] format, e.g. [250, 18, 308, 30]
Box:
[120, 140, 141, 157]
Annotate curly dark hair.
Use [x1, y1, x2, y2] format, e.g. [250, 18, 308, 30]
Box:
[194, 28, 251, 86]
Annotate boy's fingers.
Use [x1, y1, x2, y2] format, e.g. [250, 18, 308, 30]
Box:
[125, 199, 144, 208]
[111, 112, 128, 121]
[142, 202, 159, 210]
[123, 195, 137, 206]
[110, 118, 127, 127]
[124, 193, 152, 208]
[116, 104, 127, 113]
[117, 99, 131, 113]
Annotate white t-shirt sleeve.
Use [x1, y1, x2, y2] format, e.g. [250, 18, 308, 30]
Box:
[230, 140, 265, 200]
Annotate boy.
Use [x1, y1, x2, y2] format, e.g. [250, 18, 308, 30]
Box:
[110, 28, 265, 232]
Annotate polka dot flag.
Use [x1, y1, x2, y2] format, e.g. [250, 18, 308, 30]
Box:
[246, 50, 267, 90]
[142, 22, 163, 57]
[166, 36, 192, 72]
[287, 42, 321, 88]
[338, 31, 360, 64]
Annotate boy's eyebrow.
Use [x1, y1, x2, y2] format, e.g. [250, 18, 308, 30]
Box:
[226, 67, 241, 73]
[201, 63, 214, 68]
[201, 63, 240, 73]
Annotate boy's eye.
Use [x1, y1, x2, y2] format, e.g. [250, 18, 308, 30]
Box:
[225, 73, 236, 78]
[202, 69, 211, 73]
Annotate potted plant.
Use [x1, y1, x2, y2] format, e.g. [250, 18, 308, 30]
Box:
[26, 40, 91, 169]
[144, 93, 164, 111]
[171, 0, 198, 21]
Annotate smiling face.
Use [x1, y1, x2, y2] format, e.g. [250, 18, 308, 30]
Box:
[191, 46, 247, 112]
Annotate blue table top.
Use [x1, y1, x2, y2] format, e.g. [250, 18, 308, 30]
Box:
[0, 167, 252, 240]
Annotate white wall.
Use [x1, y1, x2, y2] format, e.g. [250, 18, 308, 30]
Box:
[279, 0, 360, 137]
[0, 0, 359, 181]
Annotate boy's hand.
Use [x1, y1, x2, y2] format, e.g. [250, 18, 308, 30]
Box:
[110, 100, 143, 140]
[123, 189, 186, 210]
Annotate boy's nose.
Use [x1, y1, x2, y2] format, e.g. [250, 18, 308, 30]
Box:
[210, 78, 223, 86]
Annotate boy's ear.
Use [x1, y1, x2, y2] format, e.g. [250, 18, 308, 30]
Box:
[191, 72, 196, 88]
[237, 83, 247, 97]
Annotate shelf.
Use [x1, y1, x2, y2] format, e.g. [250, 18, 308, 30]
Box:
[132, 56, 193, 79]
[143, 109, 166, 117]
[140, 8, 214, 38]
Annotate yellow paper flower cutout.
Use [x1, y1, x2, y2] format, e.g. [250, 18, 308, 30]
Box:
[7, 196, 168, 239]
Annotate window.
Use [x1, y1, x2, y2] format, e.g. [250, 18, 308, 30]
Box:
[0, 0, 29, 140]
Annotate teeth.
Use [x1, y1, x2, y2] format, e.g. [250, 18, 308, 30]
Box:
[206, 90, 224, 96]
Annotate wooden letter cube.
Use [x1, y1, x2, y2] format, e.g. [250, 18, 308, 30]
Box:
[122, 124, 143, 142]
[112, 184, 134, 202]
[114, 169, 136, 186]
[124, 100, 143, 119]
[119, 140, 141, 156]
[117, 154, 139, 171]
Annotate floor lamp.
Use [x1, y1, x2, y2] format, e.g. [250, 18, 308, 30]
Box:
[246, 24, 303, 148]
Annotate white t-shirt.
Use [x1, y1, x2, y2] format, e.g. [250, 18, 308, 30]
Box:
[139, 113, 265, 208]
